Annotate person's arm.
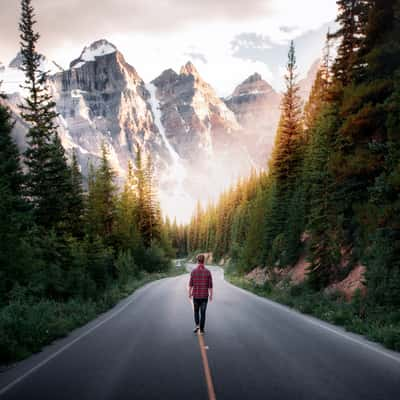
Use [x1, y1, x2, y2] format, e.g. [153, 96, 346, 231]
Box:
[208, 272, 213, 301]
[188, 273, 193, 299]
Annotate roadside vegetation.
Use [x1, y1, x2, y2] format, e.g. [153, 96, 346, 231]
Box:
[0, 266, 186, 365]
[226, 264, 400, 352]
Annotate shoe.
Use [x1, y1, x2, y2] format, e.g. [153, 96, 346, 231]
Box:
[199, 329, 205, 335]
[193, 326, 199, 333]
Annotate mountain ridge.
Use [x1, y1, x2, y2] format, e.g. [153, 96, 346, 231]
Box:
[0, 39, 319, 220]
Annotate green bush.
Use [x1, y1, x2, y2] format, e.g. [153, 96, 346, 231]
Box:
[115, 249, 138, 284]
[143, 245, 171, 273]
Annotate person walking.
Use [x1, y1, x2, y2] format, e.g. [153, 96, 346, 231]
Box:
[189, 254, 213, 334]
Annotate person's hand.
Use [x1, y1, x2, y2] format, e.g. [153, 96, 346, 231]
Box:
[209, 295, 213, 302]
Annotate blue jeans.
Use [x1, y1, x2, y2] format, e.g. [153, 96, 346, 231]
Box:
[193, 298, 208, 330]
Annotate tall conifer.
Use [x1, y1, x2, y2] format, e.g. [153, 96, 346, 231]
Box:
[19, 0, 72, 229]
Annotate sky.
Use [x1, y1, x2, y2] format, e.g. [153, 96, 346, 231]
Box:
[0, 0, 338, 95]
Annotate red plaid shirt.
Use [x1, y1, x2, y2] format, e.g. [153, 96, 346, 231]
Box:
[189, 264, 213, 299]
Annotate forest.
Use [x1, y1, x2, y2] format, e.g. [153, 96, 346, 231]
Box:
[0, 0, 176, 363]
[183, 0, 400, 347]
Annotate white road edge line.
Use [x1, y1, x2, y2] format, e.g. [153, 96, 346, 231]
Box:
[0, 280, 160, 396]
[226, 277, 400, 365]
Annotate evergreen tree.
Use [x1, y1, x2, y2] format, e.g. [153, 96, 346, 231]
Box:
[135, 148, 162, 247]
[305, 107, 342, 289]
[270, 41, 304, 187]
[66, 150, 85, 237]
[364, 2, 400, 306]
[264, 41, 304, 265]
[19, 0, 72, 230]
[85, 145, 117, 241]
[115, 160, 143, 262]
[0, 101, 30, 296]
[329, 0, 370, 86]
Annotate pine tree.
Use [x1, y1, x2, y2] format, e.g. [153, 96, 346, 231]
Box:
[364, 0, 400, 307]
[329, 0, 370, 86]
[135, 148, 162, 247]
[270, 41, 304, 187]
[66, 150, 85, 237]
[85, 145, 117, 241]
[0, 100, 30, 296]
[305, 107, 342, 289]
[115, 160, 142, 255]
[145, 154, 162, 244]
[303, 34, 332, 132]
[97, 144, 117, 239]
[264, 41, 304, 265]
[19, 0, 72, 229]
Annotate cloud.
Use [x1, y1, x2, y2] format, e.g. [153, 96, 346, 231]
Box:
[231, 33, 276, 51]
[183, 52, 208, 64]
[279, 25, 298, 33]
[0, 0, 338, 96]
[0, 0, 270, 58]
[230, 21, 335, 90]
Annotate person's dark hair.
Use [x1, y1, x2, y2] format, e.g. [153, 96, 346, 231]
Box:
[197, 254, 205, 264]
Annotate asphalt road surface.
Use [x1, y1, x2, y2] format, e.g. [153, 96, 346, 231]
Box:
[1, 265, 399, 399]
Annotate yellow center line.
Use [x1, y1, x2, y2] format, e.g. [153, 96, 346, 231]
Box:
[197, 333, 217, 400]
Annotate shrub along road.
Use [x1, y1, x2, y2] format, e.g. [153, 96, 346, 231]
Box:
[0, 265, 399, 399]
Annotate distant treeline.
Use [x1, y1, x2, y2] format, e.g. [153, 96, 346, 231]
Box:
[184, 0, 400, 311]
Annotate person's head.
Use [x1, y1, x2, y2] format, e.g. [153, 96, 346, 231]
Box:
[197, 254, 205, 265]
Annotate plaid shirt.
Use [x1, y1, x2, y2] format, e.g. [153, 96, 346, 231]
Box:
[189, 264, 213, 299]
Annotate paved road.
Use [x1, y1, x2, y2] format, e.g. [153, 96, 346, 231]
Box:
[1, 265, 399, 399]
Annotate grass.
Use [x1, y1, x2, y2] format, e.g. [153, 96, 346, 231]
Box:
[0, 265, 187, 366]
[226, 272, 400, 352]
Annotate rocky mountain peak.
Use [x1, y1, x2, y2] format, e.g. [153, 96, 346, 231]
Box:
[8, 51, 62, 74]
[179, 61, 200, 77]
[8, 52, 25, 69]
[242, 73, 263, 85]
[152, 68, 179, 87]
[230, 73, 275, 99]
[70, 39, 118, 68]
[81, 39, 117, 60]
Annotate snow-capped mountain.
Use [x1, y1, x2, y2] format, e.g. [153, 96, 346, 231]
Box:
[49, 39, 168, 177]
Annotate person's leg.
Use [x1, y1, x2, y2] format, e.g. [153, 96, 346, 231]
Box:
[199, 299, 208, 331]
[193, 298, 200, 329]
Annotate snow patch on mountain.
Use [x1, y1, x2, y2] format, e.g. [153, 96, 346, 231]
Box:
[79, 40, 117, 62]
[147, 83, 180, 164]
[72, 61, 85, 69]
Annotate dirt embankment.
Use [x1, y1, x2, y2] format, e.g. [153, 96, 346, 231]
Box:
[244, 236, 367, 302]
